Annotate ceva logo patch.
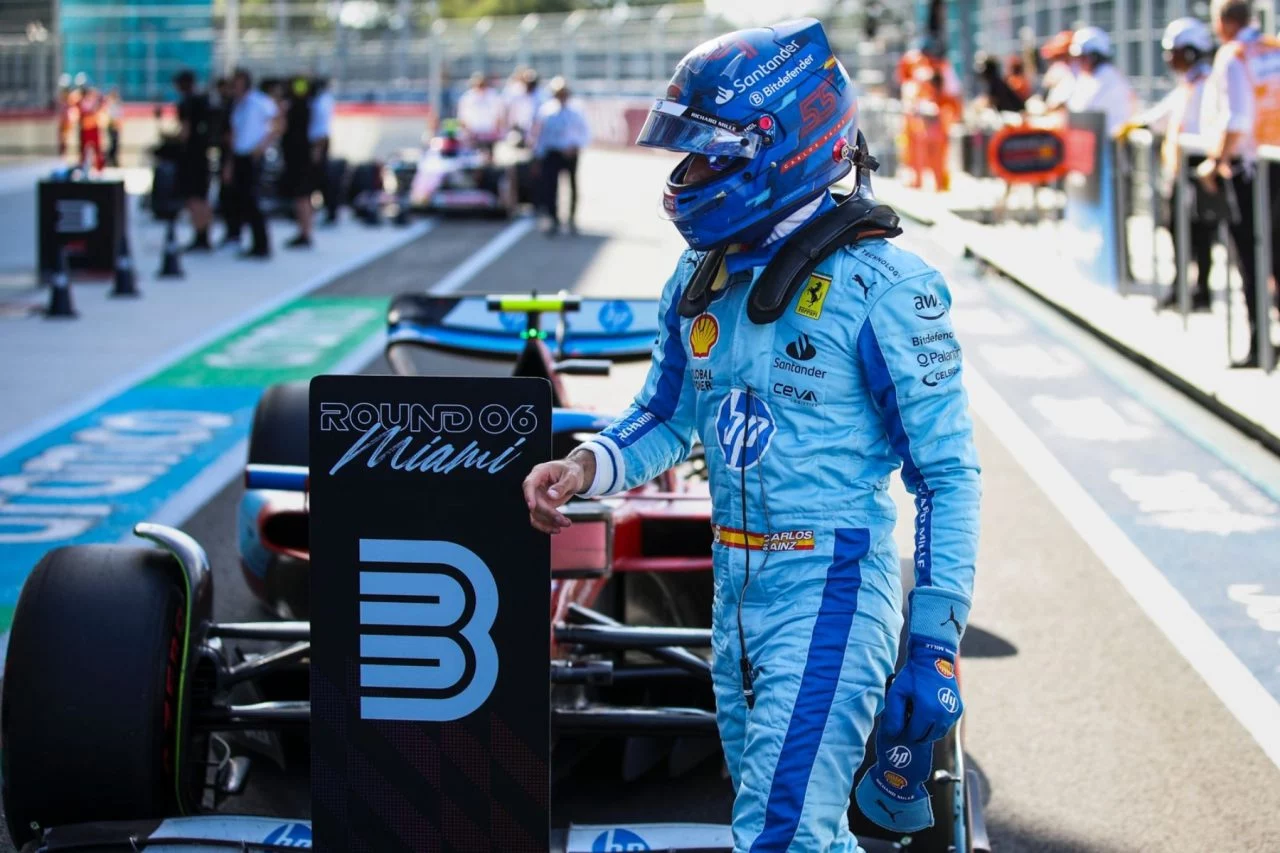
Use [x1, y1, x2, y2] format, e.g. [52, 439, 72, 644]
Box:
[263, 823, 312, 847]
[592, 828, 651, 851]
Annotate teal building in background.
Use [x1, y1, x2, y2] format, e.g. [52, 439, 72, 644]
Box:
[61, 0, 213, 100]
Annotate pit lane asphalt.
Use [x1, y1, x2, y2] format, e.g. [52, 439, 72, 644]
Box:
[7, 149, 1280, 851]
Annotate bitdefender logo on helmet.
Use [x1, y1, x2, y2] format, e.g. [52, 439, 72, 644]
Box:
[731, 40, 805, 97]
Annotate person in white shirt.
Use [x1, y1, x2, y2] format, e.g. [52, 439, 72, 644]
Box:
[1039, 30, 1077, 111]
[225, 68, 280, 258]
[308, 77, 338, 225]
[530, 77, 591, 235]
[456, 73, 506, 152]
[1066, 27, 1136, 135]
[1128, 17, 1217, 310]
[504, 69, 546, 146]
[1200, 0, 1275, 366]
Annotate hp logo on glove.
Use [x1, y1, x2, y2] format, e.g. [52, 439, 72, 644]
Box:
[887, 745, 912, 769]
[937, 687, 959, 714]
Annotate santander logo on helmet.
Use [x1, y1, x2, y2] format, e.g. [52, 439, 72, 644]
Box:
[635, 17, 859, 251]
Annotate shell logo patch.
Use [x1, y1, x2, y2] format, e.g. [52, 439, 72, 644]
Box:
[689, 313, 720, 358]
[935, 659, 955, 679]
[883, 771, 908, 790]
[795, 273, 831, 320]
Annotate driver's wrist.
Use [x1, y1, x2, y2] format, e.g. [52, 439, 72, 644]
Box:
[566, 447, 597, 491]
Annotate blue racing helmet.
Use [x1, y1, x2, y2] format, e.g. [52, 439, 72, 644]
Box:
[636, 18, 858, 250]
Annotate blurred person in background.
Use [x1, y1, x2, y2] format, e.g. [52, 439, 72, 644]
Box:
[1066, 27, 1136, 135]
[531, 77, 590, 236]
[309, 77, 337, 225]
[457, 73, 506, 153]
[262, 78, 286, 110]
[226, 68, 280, 259]
[1039, 30, 1076, 111]
[55, 75, 73, 158]
[1124, 18, 1217, 311]
[1006, 55, 1033, 103]
[211, 77, 237, 246]
[104, 87, 123, 167]
[503, 67, 529, 101]
[173, 70, 215, 251]
[281, 76, 316, 249]
[505, 68, 545, 146]
[898, 37, 961, 191]
[975, 52, 1027, 113]
[1215, 0, 1280, 346]
[77, 84, 106, 172]
[1201, 0, 1280, 367]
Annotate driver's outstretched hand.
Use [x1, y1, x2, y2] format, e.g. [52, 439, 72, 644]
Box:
[523, 458, 588, 534]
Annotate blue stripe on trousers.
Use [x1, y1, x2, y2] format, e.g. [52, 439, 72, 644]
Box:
[749, 526, 869, 852]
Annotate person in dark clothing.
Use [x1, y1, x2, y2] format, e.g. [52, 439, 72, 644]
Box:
[173, 70, 214, 251]
[211, 77, 238, 247]
[530, 77, 590, 235]
[975, 52, 1027, 113]
[310, 77, 338, 225]
[281, 76, 315, 248]
[225, 68, 280, 259]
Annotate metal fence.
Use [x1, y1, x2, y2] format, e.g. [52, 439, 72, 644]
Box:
[0, 36, 56, 109]
[0, 2, 914, 108]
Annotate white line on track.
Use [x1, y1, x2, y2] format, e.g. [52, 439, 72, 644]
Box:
[428, 216, 535, 295]
[0, 219, 437, 460]
[964, 362, 1280, 772]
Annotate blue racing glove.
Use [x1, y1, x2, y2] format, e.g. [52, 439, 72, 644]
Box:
[856, 587, 969, 832]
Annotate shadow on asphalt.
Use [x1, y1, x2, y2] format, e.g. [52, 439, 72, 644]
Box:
[962, 624, 1018, 658]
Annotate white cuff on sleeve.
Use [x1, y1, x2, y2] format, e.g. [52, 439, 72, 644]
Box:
[576, 437, 625, 498]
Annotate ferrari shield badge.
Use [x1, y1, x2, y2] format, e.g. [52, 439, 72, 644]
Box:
[795, 273, 832, 320]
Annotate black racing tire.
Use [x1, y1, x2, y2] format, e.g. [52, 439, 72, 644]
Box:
[2, 545, 186, 845]
[247, 381, 309, 467]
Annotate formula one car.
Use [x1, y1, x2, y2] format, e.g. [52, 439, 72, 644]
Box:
[2, 524, 985, 852]
[1, 296, 986, 852]
[399, 121, 536, 216]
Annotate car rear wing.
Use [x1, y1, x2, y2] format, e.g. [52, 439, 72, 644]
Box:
[385, 292, 660, 362]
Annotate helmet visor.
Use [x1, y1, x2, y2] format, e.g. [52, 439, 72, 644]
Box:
[635, 100, 761, 160]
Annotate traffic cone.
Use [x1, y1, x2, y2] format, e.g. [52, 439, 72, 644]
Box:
[110, 233, 139, 298]
[45, 248, 76, 319]
[157, 219, 184, 279]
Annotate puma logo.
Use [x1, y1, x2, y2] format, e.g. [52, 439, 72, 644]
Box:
[853, 273, 869, 298]
[941, 605, 963, 635]
[876, 799, 902, 824]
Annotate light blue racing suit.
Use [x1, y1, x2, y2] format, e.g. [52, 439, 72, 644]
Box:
[578, 234, 981, 853]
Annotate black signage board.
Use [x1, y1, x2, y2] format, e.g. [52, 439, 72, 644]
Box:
[37, 179, 126, 276]
[309, 375, 552, 853]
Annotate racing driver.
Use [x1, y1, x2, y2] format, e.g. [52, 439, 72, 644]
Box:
[523, 18, 980, 852]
